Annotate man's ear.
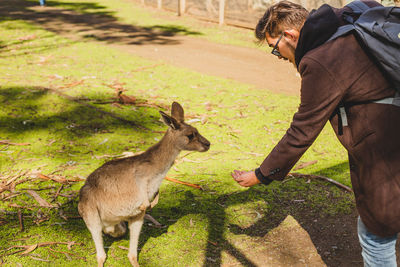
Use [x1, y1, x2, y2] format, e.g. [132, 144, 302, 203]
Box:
[159, 111, 180, 130]
[283, 29, 300, 42]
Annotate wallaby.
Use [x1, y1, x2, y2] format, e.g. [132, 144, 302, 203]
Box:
[78, 102, 210, 267]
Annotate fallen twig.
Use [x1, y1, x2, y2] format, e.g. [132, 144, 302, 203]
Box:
[57, 80, 84, 90]
[165, 177, 202, 190]
[47, 247, 86, 261]
[0, 140, 30, 146]
[51, 185, 64, 202]
[144, 214, 163, 228]
[1, 192, 22, 201]
[26, 190, 57, 208]
[29, 255, 51, 262]
[18, 210, 24, 232]
[4, 241, 79, 256]
[0, 178, 30, 194]
[8, 203, 35, 211]
[20, 244, 38, 255]
[207, 240, 218, 246]
[287, 173, 353, 192]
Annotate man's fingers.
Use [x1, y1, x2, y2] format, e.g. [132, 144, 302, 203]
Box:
[238, 181, 249, 187]
[232, 170, 254, 187]
[232, 170, 243, 180]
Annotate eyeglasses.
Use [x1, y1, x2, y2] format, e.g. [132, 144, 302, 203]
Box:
[271, 33, 284, 57]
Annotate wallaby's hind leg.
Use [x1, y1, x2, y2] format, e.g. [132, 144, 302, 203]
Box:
[90, 225, 106, 267]
[79, 206, 107, 267]
[127, 212, 145, 267]
[103, 221, 127, 238]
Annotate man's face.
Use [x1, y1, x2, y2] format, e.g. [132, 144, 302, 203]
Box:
[266, 30, 299, 67]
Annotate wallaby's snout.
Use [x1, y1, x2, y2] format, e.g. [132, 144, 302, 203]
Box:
[197, 133, 210, 152]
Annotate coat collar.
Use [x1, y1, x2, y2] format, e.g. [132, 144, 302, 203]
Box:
[295, 4, 340, 69]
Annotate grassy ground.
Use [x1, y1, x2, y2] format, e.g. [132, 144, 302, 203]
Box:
[0, 1, 353, 266]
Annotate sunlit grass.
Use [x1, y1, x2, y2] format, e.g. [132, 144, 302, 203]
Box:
[0, 7, 352, 266]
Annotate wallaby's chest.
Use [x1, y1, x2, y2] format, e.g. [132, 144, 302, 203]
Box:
[147, 170, 168, 200]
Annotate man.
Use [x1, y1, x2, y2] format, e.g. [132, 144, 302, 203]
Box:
[232, 1, 400, 266]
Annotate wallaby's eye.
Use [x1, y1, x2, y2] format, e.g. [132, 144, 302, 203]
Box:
[187, 133, 195, 141]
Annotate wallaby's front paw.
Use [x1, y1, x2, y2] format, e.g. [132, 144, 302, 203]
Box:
[139, 200, 150, 211]
[150, 192, 159, 209]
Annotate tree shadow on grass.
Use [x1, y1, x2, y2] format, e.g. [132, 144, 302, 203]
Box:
[0, 85, 161, 137]
[0, 0, 202, 49]
[1, 98, 389, 267]
[0, 85, 169, 180]
[60, 162, 360, 266]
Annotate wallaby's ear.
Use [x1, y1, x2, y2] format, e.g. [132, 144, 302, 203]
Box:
[159, 111, 180, 130]
[171, 102, 184, 123]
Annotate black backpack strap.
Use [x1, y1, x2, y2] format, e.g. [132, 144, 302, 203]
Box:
[326, 1, 370, 43]
[346, 1, 370, 13]
[326, 24, 354, 42]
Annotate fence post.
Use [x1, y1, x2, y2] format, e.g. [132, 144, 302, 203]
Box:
[178, 0, 185, 15]
[219, 0, 225, 25]
[157, 0, 162, 9]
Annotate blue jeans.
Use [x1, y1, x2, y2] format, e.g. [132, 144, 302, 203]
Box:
[358, 217, 398, 267]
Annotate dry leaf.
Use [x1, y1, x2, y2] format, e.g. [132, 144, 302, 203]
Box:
[37, 173, 69, 184]
[118, 93, 136, 104]
[17, 34, 37, 41]
[29, 256, 50, 262]
[59, 80, 84, 89]
[26, 190, 56, 208]
[20, 244, 38, 255]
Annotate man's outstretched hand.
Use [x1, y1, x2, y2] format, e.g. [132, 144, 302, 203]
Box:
[231, 170, 260, 187]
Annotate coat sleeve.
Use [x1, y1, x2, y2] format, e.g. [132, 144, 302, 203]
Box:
[258, 57, 345, 182]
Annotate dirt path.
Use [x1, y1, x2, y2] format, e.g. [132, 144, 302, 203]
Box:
[3, 0, 301, 96]
[113, 36, 301, 96]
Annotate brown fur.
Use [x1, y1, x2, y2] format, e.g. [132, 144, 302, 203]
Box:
[78, 102, 210, 267]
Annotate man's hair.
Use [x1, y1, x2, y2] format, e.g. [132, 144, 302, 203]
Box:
[255, 1, 309, 43]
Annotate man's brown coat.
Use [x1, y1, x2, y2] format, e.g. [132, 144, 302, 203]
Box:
[259, 33, 400, 237]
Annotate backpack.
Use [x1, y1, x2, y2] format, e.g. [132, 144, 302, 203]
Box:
[326, 1, 400, 134]
[327, 1, 400, 93]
